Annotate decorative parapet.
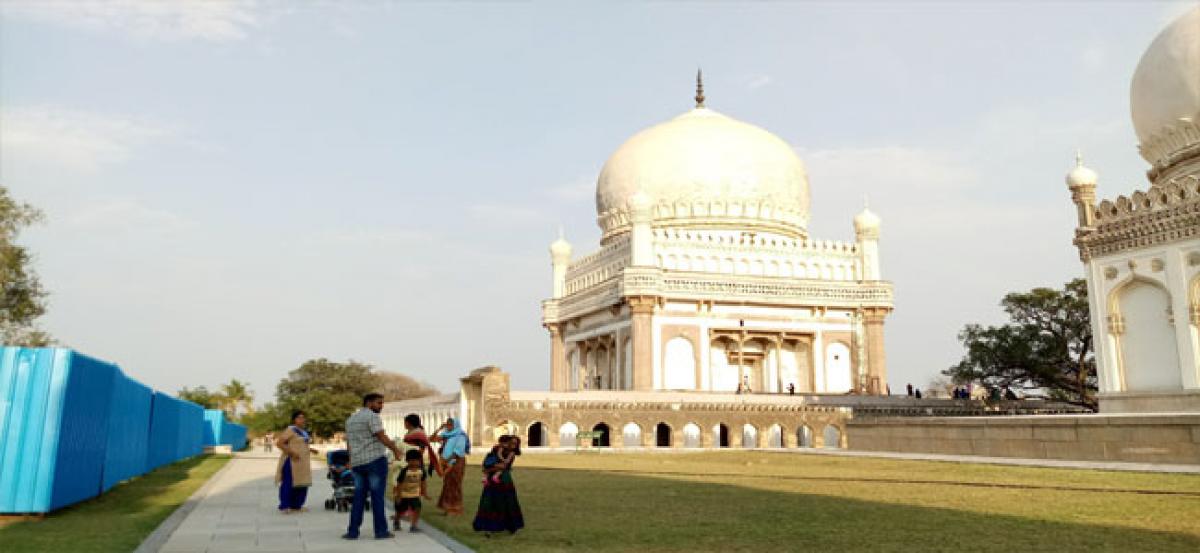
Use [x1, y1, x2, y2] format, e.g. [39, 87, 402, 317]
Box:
[598, 198, 808, 244]
[658, 273, 893, 308]
[1075, 175, 1200, 260]
[564, 236, 630, 296]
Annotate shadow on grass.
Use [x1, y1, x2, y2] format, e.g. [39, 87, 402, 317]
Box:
[424, 464, 1200, 553]
[0, 455, 228, 553]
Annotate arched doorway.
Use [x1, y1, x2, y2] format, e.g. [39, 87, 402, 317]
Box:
[714, 424, 730, 448]
[527, 422, 545, 447]
[559, 422, 578, 445]
[655, 423, 672, 447]
[825, 342, 852, 393]
[622, 422, 641, 447]
[767, 424, 783, 448]
[823, 425, 842, 449]
[798, 425, 813, 448]
[592, 423, 611, 447]
[742, 424, 758, 448]
[683, 423, 701, 448]
[1114, 280, 1182, 390]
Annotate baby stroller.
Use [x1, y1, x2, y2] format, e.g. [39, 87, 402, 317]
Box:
[323, 450, 369, 512]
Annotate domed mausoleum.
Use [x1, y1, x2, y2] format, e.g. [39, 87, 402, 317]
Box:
[1068, 6, 1200, 413]
[543, 76, 893, 396]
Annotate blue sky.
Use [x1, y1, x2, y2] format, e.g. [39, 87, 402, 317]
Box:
[1, 1, 1194, 402]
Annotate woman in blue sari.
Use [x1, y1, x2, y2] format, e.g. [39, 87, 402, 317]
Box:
[433, 417, 470, 515]
[274, 410, 318, 513]
[472, 435, 524, 534]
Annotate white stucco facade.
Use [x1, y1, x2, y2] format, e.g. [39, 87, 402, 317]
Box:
[1068, 7, 1200, 413]
[543, 78, 894, 396]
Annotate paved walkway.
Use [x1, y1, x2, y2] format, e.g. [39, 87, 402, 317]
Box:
[157, 457, 452, 553]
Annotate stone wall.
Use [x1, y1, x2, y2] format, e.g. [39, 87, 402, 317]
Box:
[847, 414, 1200, 465]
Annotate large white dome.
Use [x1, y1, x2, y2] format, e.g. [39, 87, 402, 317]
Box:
[595, 107, 810, 241]
[1130, 6, 1200, 167]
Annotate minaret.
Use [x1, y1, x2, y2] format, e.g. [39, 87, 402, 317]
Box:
[853, 198, 881, 281]
[550, 228, 573, 299]
[853, 199, 888, 395]
[548, 229, 573, 391]
[1065, 150, 1098, 228]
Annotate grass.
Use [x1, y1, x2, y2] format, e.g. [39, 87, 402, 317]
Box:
[0, 454, 230, 553]
[421, 451, 1200, 552]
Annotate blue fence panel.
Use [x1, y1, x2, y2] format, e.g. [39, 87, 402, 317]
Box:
[180, 401, 204, 459]
[49, 351, 117, 511]
[2, 347, 214, 513]
[0, 348, 117, 513]
[146, 392, 179, 471]
[203, 409, 225, 446]
[223, 422, 247, 451]
[101, 373, 152, 491]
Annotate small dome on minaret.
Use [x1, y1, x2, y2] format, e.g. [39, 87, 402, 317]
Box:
[853, 202, 881, 237]
[1065, 150, 1098, 187]
[550, 228, 572, 259]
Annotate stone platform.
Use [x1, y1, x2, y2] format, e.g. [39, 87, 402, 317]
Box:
[847, 413, 1200, 465]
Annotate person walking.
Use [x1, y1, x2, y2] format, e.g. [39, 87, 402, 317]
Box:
[274, 411, 318, 513]
[342, 393, 404, 541]
[433, 417, 470, 515]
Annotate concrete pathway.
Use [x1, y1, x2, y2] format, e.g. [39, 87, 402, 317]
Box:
[157, 457, 452, 553]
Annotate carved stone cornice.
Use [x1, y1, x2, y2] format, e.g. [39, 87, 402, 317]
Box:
[1075, 175, 1200, 261]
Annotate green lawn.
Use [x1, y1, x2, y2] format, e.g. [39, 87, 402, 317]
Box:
[0, 455, 229, 553]
[423, 452, 1200, 552]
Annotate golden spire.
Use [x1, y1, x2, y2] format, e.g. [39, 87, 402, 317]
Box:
[695, 68, 705, 108]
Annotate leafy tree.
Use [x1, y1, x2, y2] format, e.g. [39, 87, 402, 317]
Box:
[0, 186, 51, 346]
[218, 378, 254, 418]
[376, 370, 438, 401]
[945, 279, 1096, 410]
[178, 386, 221, 409]
[275, 358, 381, 438]
[240, 402, 288, 437]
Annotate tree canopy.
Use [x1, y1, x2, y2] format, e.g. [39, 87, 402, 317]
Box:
[0, 186, 51, 346]
[274, 359, 381, 438]
[944, 278, 1096, 410]
[177, 386, 221, 410]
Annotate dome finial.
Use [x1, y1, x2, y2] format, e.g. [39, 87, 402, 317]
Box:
[1075, 148, 1084, 167]
[695, 68, 705, 108]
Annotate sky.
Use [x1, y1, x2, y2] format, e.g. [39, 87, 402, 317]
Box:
[0, 0, 1195, 403]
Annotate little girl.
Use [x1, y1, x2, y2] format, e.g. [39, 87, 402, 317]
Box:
[482, 436, 515, 486]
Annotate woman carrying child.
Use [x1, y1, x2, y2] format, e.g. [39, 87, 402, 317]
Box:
[472, 435, 524, 535]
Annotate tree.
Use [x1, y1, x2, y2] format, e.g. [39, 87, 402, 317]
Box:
[0, 186, 51, 346]
[376, 371, 438, 401]
[240, 402, 288, 437]
[178, 386, 221, 409]
[275, 358, 381, 438]
[944, 279, 1096, 410]
[218, 378, 254, 418]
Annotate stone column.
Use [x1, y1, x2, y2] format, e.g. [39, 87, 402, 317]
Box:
[548, 324, 566, 391]
[629, 296, 657, 391]
[700, 425, 714, 448]
[864, 308, 889, 395]
[784, 427, 798, 448]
